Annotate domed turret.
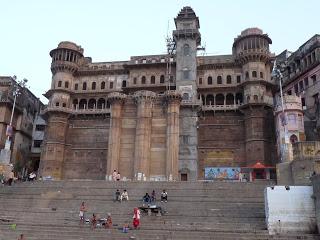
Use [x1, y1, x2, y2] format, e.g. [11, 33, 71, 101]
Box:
[233, 28, 272, 64]
[50, 41, 83, 74]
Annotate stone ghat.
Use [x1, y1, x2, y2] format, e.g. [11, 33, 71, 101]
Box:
[0, 180, 319, 240]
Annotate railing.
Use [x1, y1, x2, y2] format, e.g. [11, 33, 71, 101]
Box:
[202, 104, 241, 111]
[41, 106, 110, 115]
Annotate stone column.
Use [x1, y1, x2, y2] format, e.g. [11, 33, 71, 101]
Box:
[133, 91, 156, 180]
[106, 92, 126, 180]
[40, 112, 69, 179]
[165, 91, 182, 181]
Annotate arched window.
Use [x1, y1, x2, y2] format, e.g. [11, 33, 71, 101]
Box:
[216, 94, 224, 105]
[253, 95, 258, 101]
[151, 76, 155, 84]
[260, 72, 264, 79]
[245, 72, 249, 80]
[88, 98, 96, 109]
[217, 76, 222, 84]
[109, 82, 114, 89]
[160, 75, 165, 84]
[92, 82, 96, 90]
[290, 134, 298, 144]
[133, 77, 137, 84]
[58, 81, 62, 87]
[122, 80, 127, 88]
[141, 76, 146, 84]
[74, 83, 78, 90]
[199, 78, 203, 85]
[97, 98, 105, 109]
[207, 76, 213, 85]
[183, 44, 191, 56]
[252, 71, 257, 78]
[235, 93, 243, 104]
[106, 100, 111, 108]
[206, 94, 214, 105]
[226, 93, 234, 105]
[73, 99, 78, 109]
[82, 82, 87, 90]
[226, 75, 232, 84]
[79, 99, 87, 109]
[101, 81, 105, 89]
[65, 81, 69, 88]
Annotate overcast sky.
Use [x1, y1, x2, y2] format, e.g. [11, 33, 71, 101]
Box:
[1, 0, 319, 103]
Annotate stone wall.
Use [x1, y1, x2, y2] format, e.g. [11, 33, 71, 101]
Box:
[264, 186, 317, 234]
[311, 174, 320, 234]
[198, 112, 245, 179]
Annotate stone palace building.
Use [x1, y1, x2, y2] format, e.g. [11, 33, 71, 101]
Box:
[40, 6, 279, 181]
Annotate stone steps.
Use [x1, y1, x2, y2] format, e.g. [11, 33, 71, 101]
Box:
[0, 180, 318, 240]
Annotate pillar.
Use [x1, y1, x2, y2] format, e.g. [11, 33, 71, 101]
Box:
[40, 112, 69, 179]
[133, 91, 156, 180]
[165, 91, 181, 180]
[106, 92, 126, 180]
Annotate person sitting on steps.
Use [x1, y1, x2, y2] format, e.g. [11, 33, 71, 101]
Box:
[91, 213, 97, 230]
[151, 190, 156, 202]
[161, 189, 168, 202]
[142, 192, 151, 205]
[115, 189, 121, 202]
[104, 213, 112, 228]
[120, 189, 129, 202]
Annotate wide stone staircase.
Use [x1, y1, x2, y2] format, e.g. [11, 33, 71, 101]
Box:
[0, 180, 318, 240]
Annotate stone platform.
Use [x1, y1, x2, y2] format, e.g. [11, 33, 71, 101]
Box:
[0, 180, 319, 240]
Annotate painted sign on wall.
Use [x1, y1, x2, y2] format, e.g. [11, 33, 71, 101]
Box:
[205, 167, 240, 180]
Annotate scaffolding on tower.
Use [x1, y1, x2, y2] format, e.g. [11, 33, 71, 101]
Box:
[165, 35, 176, 91]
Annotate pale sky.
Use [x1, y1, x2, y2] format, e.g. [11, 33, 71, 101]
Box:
[1, 0, 319, 103]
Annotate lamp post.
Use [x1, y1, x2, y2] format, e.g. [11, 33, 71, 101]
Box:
[272, 61, 289, 162]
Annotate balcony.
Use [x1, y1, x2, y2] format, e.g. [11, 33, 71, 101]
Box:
[41, 106, 110, 115]
[202, 104, 241, 112]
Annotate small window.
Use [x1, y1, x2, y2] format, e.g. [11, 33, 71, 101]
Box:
[122, 80, 127, 88]
[101, 81, 105, 89]
[304, 77, 309, 87]
[141, 76, 146, 84]
[199, 78, 202, 85]
[252, 71, 257, 78]
[237, 75, 241, 83]
[311, 75, 317, 84]
[55, 102, 59, 107]
[92, 82, 96, 90]
[207, 76, 213, 85]
[58, 81, 62, 87]
[160, 75, 165, 84]
[65, 81, 69, 88]
[83, 82, 87, 90]
[74, 83, 78, 90]
[151, 76, 155, 84]
[33, 140, 42, 148]
[35, 125, 45, 131]
[245, 71, 249, 80]
[287, 90, 292, 95]
[110, 82, 114, 89]
[294, 84, 298, 94]
[62, 103, 66, 107]
[183, 44, 191, 56]
[226, 75, 232, 84]
[299, 81, 304, 91]
[183, 69, 190, 80]
[133, 77, 137, 84]
[301, 97, 306, 107]
[260, 72, 264, 79]
[217, 76, 222, 84]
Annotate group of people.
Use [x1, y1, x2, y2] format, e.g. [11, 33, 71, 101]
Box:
[114, 189, 129, 202]
[79, 201, 141, 231]
[1, 170, 37, 186]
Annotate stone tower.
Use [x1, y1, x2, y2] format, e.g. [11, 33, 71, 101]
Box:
[275, 94, 305, 162]
[173, 7, 201, 180]
[233, 28, 276, 165]
[40, 42, 83, 179]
